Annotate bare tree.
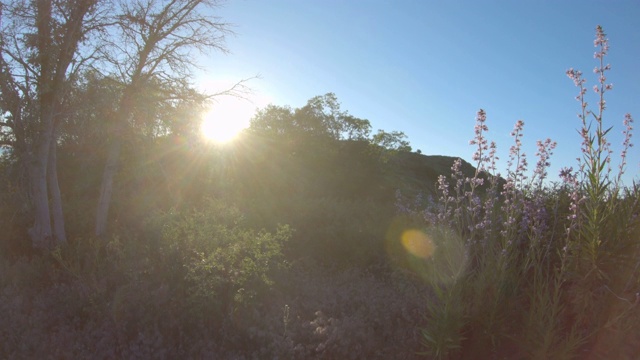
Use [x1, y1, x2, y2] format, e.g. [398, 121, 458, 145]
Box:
[94, 0, 240, 237]
[0, 0, 103, 249]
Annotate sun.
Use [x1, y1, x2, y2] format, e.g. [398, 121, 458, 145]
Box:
[196, 76, 274, 143]
[200, 97, 254, 143]
[201, 112, 241, 143]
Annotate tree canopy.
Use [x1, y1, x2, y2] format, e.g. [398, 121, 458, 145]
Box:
[249, 92, 410, 151]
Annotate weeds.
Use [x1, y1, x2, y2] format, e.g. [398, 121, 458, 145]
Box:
[398, 25, 639, 359]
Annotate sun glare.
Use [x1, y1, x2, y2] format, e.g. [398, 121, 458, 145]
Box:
[200, 97, 254, 143]
[196, 76, 274, 143]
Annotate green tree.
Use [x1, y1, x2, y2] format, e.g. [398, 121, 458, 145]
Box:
[371, 129, 412, 152]
[94, 0, 235, 237]
[1, 0, 246, 246]
[248, 104, 297, 138]
[293, 93, 372, 140]
[249, 93, 373, 143]
[50, 71, 209, 235]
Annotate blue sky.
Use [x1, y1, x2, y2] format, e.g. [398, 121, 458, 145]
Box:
[199, 0, 640, 184]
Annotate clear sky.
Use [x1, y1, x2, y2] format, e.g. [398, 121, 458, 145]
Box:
[198, 0, 640, 184]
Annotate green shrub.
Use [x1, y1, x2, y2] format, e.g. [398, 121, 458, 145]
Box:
[146, 198, 291, 326]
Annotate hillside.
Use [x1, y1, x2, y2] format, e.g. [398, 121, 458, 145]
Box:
[194, 132, 483, 266]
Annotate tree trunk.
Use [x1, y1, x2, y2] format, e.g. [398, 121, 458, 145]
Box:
[95, 136, 122, 237]
[28, 128, 53, 250]
[3, 0, 96, 249]
[48, 136, 66, 244]
[95, 86, 136, 238]
[28, 0, 54, 250]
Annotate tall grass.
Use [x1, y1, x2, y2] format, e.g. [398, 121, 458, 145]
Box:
[397, 26, 639, 359]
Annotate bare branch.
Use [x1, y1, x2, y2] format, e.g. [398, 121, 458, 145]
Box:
[204, 76, 259, 102]
[0, 139, 14, 147]
[103, 0, 232, 84]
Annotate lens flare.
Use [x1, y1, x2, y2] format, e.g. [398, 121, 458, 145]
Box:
[386, 219, 467, 284]
[401, 229, 435, 259]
